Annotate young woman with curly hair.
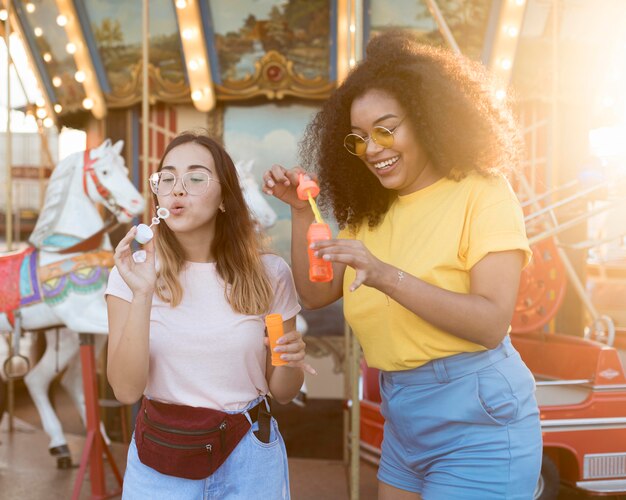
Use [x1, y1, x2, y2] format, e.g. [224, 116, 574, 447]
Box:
[264, 30, 541, 500]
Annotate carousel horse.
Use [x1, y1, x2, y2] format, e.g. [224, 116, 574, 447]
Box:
[0, 139, 144, 467]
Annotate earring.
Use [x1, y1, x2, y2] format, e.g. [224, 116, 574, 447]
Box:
[219, 203, 226, 213]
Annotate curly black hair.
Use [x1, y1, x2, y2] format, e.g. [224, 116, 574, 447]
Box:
[300, 29, 524, 230]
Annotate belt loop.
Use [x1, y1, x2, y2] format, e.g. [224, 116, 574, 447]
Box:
[433, 359, 450, 384]
[243, 410, 253, 425]
[263, 395, 271, 413]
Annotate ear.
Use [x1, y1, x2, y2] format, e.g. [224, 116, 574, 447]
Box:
[113, 140, 124, 155]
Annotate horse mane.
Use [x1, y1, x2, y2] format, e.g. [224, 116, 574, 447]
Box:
[29, 151, 81, 248]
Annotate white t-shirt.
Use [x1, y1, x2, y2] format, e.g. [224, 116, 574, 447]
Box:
[105, 254, 301, 411]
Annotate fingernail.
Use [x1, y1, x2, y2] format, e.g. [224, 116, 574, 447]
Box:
[323, 254, 331, 261]
[303, 175, 311, 181]
[313, 251, 319, 257]
[280, 354, 288, 360]
[277, 338, 284, 344]
[274, 347, 282, 352]
[267, 180, 275, 187]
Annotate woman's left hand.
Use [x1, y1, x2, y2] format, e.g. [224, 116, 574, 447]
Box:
[311, 239, 388, 292]
[265, 330, 317, 375]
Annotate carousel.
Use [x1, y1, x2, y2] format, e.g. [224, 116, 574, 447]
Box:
[1, 1, 626, 499]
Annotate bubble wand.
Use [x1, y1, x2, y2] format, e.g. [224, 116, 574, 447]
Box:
[296, 174, 333, 282]
[132, 207, 170, 263]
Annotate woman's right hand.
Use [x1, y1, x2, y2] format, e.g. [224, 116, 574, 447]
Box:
[113, 226, 157, 297]
[262, 165, 312, 212]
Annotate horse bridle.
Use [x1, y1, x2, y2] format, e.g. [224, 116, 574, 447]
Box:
[82, 149, 132, 220]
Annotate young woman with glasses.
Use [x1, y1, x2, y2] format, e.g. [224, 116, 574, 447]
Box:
[263, 30, 541, 500]
[106, 131, 310, 499]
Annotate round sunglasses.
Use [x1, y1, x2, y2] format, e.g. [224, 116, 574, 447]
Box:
[343, 118, 405, 156]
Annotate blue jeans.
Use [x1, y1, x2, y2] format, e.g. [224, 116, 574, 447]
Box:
[122, 399, 290, 499]
[378, 336, 542, 499]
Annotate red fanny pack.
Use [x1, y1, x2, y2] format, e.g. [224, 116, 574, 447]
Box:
[134, 397, 253, 480]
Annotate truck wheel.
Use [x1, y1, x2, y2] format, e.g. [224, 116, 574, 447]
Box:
[534, 454, 560, 500]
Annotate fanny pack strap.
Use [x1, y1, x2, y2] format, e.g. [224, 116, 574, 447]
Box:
[244, 396, 272, 443]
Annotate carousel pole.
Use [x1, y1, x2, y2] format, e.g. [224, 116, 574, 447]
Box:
[4, 0, 15, 435]
[142, 0, 149, 223]
[4, 0, 12, 252]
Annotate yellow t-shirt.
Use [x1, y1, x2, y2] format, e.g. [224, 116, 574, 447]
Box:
[339, 172, 531, 371]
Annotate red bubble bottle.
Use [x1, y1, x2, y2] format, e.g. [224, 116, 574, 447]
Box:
[296, 174, 333, 282]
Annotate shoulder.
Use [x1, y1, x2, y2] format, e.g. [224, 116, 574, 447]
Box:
[461, 172, 518, 206]
[261, 253, 292, 276]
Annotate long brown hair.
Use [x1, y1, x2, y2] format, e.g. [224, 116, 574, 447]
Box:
[153, 131, 273, 315]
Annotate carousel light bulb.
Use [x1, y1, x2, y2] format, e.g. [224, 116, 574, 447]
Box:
[500, 58, 512, 70]
[349, 24, 356, 33]
[191, 90, 203, 101]
[66, 43, 76, 54]
[82, 97, 94, 109]
[495, 89, 507, 100]
[26, 3, 36, 13]
[36, 107, 47, 119]
[74, 70, 86, 83]
[349, 58, 356, 67]
[514, 0, 525, 5]
[54, 104, 63, 113]
[35, 96, 46, 107]
[182, 28, 194, 40]
[34, 27, 43, 37]
[189, 59, 199, 71]
[43, 52, 52, 62]
[505, 26, 518, 37]
[0, 10, 7, 22]
[176, 0, 188, 9]
[43, 117, 54, 128]
[52, 76, 62, 87]
[56, 15, 68, 27]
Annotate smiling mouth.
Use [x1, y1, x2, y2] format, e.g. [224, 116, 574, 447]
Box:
[372, 155, 399, 170]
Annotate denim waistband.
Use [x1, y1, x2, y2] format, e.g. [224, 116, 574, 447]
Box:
[382, 336, 517, 385]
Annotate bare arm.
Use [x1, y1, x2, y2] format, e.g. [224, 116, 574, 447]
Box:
[315, 238, 524, 348]
[107, 294, 152, 404]
[263, 165, 345, 309]
[107, 226, 157, 404]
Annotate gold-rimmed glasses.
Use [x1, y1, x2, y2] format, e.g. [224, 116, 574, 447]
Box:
[343, 118, 405, 156]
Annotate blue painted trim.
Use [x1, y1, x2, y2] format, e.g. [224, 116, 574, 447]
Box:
[363, 0, 371, 49]
[12, 1, 56, 104]
[329, 0, 337, 82]
[199, 1, 222, 85]
[73, 0, 111, 92]
[481, 0, 503, 66]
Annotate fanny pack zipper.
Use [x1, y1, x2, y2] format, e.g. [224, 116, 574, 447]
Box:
[144, 432, 213, 455]
[144, 411, 228, 449]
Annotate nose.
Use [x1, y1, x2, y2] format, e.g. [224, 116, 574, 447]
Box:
[365, 136, 384, 156]
[172, 177, 186, 196]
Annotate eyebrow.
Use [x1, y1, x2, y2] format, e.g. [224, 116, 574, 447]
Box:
[161, 164, 212, 173]
[352, 113, 401, 131]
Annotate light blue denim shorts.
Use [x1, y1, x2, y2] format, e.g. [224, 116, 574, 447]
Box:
[122, 397, 290, 500]
[378, 336, 542, 499]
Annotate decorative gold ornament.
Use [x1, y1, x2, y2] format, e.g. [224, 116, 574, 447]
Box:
[216, 50, 335, 102]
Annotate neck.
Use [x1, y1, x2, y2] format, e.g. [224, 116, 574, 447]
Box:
[175, 222, 217, 263]
[50, 168, 106, 241]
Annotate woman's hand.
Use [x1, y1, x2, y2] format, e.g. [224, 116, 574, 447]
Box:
[312, 238, 391, 292]
[113, 226, 157, 297]
[265, 329, 317, 375]
[262, 164, 312, 212]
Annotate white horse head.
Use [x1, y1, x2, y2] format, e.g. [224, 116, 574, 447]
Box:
[235, 159, 277, 229]
[30, 139, 144, 250]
